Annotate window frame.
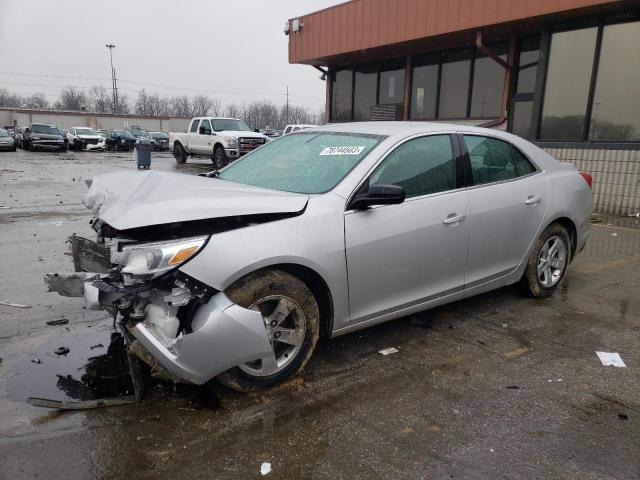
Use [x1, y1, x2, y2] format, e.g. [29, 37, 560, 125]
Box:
[532, 16, 640, 146]
[345, 132, 467, 212]
[458, 133, 542, 189]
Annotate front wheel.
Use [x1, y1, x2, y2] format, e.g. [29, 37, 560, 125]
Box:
[173, 143, 187, 164]
[522, 223, 571, 297]
[216, 270, 320, 392]
[212, 145, 227, 169]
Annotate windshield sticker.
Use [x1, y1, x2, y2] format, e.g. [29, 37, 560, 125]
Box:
[319, 146, 365, 156]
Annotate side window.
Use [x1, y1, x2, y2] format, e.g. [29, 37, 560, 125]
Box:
[284, 127, 291, 134]
[512, 147, 537, 176]
[369, 135, 455, 199]
[190, 119, 200, 133]
[464, 135, 517, 185]
[200, 119, 212, 134]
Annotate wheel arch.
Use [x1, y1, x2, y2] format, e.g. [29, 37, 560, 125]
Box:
[226, 263, 334, 339]
[546, 216, 577, 260]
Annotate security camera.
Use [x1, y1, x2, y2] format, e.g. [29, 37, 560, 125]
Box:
[292, 18, 304, 33]
[284, 21, 290, 35]
[319, 73, 326, 81]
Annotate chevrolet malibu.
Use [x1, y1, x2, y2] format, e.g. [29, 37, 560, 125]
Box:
[46, 122, 592, 392]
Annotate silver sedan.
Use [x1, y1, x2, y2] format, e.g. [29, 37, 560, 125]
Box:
[47, 122, 592, 392]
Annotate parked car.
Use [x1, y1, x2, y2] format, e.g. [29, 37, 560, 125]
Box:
[23, 123, 66, 151]
[67, 127, 105, 151]
[148, 131, 169, 150]
[45, 122, 592, 393]
[283, 124, 316, 135]
[0, 128, 16, 151]
[262, 128, 283, 139]
[101, 129, 137, 151]
[169, 117, 270, 168]
[3, 125, 16, 138]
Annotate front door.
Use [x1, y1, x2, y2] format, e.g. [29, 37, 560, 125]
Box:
[462, 134, 549, 287]
[345, 134, 470, 324]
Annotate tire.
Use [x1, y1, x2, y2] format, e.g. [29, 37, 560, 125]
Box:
[26, 142, 33, 152]
[216, 270, 320, 392]
[212, 145, 227, 169]
[60, 146, 67, 152]
[522, 223, 571, 298]
[174, 143, 187, 164]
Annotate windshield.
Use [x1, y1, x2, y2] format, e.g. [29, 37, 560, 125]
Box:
[31, 124, 60, 135]
[114, 130, 131, 136]
[76, 128, 97, 135]
[150, 132, 168, 139]
[129, 128, 147, 136]
[212, 119, 251, 132]
[0, 129, 9, 137]
[219, 132, 385, 194]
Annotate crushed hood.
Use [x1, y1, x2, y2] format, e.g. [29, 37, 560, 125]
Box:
[84, 170, 308, 230]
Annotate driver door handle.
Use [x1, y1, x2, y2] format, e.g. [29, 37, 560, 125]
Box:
[443, 213, 466, 225]
[525, 195, 542, 205]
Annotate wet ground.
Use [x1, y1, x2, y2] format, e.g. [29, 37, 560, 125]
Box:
[1, 149, 639, 479]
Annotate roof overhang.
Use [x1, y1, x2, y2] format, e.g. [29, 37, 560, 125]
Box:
[287, 0, 629, 67]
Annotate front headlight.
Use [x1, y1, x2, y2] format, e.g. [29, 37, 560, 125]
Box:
[120, 236, 208, 278]
[226, 138, 238, 148]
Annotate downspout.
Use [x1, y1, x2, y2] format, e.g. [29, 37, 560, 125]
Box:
[476, 32, 515, 129]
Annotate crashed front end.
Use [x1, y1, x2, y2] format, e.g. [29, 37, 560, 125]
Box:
[45, 226, 273, 386]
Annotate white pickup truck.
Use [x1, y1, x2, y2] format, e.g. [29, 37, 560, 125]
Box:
[169, 117, 270, 168]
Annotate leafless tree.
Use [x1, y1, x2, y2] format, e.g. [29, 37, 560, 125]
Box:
[89, 86, 111, 113]
[224, 103, 242, 119]
[55, 86, 88, 111]
[170, 95, 192, 116]
[191, 95, 214, 116]
[0, 89, 23, 108]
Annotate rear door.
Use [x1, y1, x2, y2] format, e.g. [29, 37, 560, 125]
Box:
[461, 134, 548, 287]
[345, 134, 470, 323]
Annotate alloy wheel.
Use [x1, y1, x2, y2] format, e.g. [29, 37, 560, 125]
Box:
[537, 235, 567, 288]
[238, 295, 306, 377]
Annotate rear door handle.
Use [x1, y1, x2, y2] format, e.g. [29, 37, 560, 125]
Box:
[525, 195, 542, 205]
[443, 213, 466, 225]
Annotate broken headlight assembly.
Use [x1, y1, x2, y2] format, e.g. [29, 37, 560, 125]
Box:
[119, 236, 208, 279]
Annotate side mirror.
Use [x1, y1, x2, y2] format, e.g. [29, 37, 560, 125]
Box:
[349, 184, 405, 210]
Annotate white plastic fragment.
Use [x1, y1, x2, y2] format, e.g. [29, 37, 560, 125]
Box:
[0, 300, 31, 308]
[260, 462, 272, 475]
[596, 351, 626, 368]
[611, 232, 618, 237]
[379, 347, 400, 356]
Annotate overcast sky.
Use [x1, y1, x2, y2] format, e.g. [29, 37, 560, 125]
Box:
[0, 0, 344, 110]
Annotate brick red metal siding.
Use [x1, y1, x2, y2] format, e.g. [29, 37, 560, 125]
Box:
[288, 0, 622, 63]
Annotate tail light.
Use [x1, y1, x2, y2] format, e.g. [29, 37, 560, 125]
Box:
[579, 172, 593, 189]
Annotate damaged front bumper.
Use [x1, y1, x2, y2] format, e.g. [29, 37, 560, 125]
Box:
[45, 273, 274, 385]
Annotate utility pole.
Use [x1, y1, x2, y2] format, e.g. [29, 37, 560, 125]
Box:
[285, 85, 289, 125]
[105, 44, 119, 113]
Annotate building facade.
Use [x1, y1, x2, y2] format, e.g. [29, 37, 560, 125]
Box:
[288, 0, 640, 215]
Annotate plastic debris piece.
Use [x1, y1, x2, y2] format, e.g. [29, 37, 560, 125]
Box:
[379, 347, 400, 356]
[596, 351, 626, 368]
[506, 385, 520, 389]
[54, 346, 70, 356]
[260, 462, 272, 475]
[618, 413, 629, 420]
[46, 319, 69, 326]
[611, 232, 618, 237]
[31, 357, 42, 364]
[0, 300, 31, 308]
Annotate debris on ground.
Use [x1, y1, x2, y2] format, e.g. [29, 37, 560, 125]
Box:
[618, 413, 629, 420]
[260, 462, 272, 476]
[596, 351, 626, 367]
[611, 232, 618, 237]
[90, 343, 104, 350]
[0, 300, 31, 308]
[379, 347, 400, 356]
[0, 205, 10, 209]
[623, 212, 639, 218]
[506, 385, 520, 389]
[31, 357, 42, 364]
[54, 347, 70, 356]
[46, 319, 69, 326]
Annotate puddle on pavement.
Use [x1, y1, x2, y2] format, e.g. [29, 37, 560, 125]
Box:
[8, 329, 134, 403]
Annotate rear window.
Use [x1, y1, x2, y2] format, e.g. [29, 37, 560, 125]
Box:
[219, 132, 385, 194]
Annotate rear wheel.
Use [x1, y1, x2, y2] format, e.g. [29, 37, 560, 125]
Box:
[212, 145, 227, 169]
[174, 143, 187, 164]
[216, 270, 320, 392]
[523, 223, 571, 297]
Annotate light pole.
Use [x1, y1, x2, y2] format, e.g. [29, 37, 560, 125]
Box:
[105, 44, 119, 113]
